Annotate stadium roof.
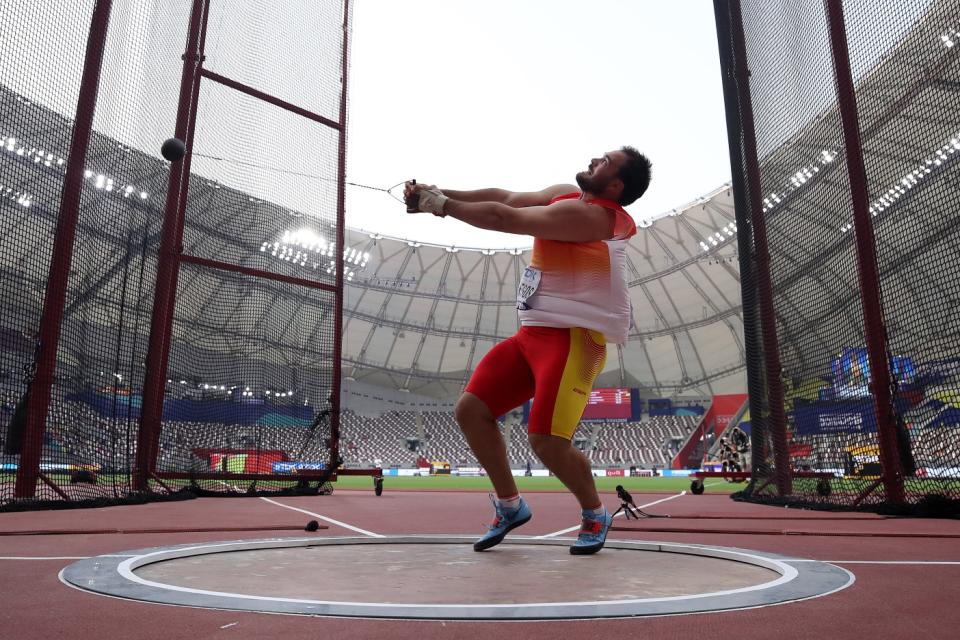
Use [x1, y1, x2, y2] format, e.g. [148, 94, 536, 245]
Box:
[339, 189, 745, 398]
[0, 83, 744, 400]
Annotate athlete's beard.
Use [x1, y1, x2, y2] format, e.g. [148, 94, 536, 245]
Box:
[576, 171, 608, 194]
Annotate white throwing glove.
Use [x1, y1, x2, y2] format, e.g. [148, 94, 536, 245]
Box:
[416, 188, 449, 216]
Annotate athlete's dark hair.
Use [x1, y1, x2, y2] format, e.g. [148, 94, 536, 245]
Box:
[617, 146, 652, 206]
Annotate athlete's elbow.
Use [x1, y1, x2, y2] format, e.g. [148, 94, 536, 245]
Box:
[494, 206, 526, 234]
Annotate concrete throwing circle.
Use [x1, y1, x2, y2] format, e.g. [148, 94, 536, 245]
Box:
[61, 536, 853, 619]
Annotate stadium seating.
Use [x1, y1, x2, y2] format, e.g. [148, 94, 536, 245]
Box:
[589, 416, 698, 467]
[11, 395, 700, 473]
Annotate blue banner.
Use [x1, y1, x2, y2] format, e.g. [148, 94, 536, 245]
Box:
[271, 461, 327, 473]
[793, 400, 878, 436]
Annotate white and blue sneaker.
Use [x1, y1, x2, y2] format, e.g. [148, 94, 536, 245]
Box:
[570, 508, 613, 555]
[473, 494, 532, 551]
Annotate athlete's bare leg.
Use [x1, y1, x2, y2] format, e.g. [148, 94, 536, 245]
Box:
[455, 392, 519, 499]
[528, 434, 602, 510]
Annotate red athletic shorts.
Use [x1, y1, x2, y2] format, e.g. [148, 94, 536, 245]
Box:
[464, 326, 606, 440]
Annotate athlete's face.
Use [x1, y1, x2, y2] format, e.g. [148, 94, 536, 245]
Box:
[576, 150, 627, 197]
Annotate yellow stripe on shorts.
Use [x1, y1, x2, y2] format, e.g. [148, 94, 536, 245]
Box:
[550, 327, 607, 440]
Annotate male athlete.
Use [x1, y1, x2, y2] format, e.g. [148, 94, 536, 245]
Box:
[404, 147, 651, 554]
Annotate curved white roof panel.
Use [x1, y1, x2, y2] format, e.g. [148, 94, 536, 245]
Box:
[341, 183, 745, 398]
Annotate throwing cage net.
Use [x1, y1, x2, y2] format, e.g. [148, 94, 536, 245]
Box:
[1, 0, 352, 509]
[716, 0, 960, 513]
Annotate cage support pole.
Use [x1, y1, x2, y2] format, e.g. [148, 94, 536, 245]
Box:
[712, 0, 770, 486]
[328, 0, 352, 472]
[134, 0, 210, 490]
[727, 0, 792, 495]
[14, 0, 114, 499]
[823, 0, 905, 504]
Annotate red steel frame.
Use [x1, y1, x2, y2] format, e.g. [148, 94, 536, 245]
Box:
[727, 0, 793, 495]
[133, 0, 363, 490]
[134, 0, 210, 491]
[823, 0, 905, 504]
[328, 0, 352, 479]
[13, 0, 115, 499]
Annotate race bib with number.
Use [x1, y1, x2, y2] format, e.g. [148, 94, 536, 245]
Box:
[517, 266, 542, 310]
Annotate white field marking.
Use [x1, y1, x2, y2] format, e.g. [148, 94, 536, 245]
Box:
[55, 558, 845, 622]
[790, 560, 960, 566]
[535, 491, 687, 538]
[0, 554, 136, 561]
[216, 479, 242, 493]
[1, 556, 90, 560]
[220, 622, 239, 629]
[113, 538, 801, 608]
[259, 497, 383, 537]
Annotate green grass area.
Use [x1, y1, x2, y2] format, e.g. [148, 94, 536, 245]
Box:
[335, 474, 741, 494]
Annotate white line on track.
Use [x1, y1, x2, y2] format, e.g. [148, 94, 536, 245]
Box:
[790, 560, 960, 565]
[535, 491, 687, 538]
[259, 497, 384, 537]
[216, 479, 242, 493]
[0, 556, 91, 560]
[0, 554, 136, 561]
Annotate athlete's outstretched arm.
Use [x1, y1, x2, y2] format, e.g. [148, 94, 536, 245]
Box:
[440, 184, 577, 207]
[405, 183, 576, 207]
[440, 198, 615, 243]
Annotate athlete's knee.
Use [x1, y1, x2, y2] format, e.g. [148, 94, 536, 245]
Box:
[528, 433, 571, 460]
[454, 392, 492, 428]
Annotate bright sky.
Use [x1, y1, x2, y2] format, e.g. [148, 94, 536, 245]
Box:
[345, 0, 731, 249]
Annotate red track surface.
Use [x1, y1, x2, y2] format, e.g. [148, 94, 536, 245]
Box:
[1, 490, 959, 639]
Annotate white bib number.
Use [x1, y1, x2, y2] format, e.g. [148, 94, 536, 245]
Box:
[517, 266, 542, 310]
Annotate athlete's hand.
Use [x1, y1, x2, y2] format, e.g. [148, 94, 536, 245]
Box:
[415, 188, 448, 216]
[403, 181, 437, 200]
[404, 181, 443, 214]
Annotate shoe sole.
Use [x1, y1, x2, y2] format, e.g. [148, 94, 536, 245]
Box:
[569, 521, 612, 555]
[569, 540, 605, 555]
[473, 513, 532, 552]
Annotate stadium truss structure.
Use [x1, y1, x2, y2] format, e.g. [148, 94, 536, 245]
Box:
[338, 184, 746, 400]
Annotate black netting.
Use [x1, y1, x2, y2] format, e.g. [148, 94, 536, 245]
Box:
[1, 0, 349, 509]
[849, 1, 960, 504]
[719, 0, 960, 514]
[1, 0, 103, 504]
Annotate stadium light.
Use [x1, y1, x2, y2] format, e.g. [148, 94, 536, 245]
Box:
[268, 228, 372, 273]
[26, 153, 151, 202]
[840, 131, 960, 232]
[1, 181, 34, 208]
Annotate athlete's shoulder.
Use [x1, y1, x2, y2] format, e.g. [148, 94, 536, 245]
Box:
[582, 197, 636, 241]
[544, 184, 581, 204]
[606, 206, 636, 241]
[506, 184, 578, 207]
